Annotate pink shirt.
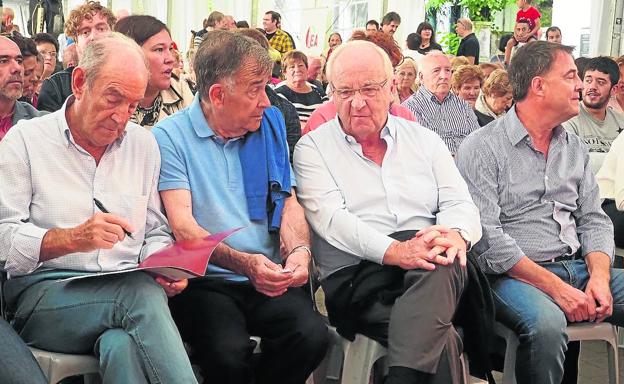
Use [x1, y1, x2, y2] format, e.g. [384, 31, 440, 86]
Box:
[302, 101, 417, 135]
[0, 114, 13, 141]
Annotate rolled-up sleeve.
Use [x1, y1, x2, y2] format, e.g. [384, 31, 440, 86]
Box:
[0, 131, 45, 276]
[456, 139, 525, 274]
[293, 136, 394, 264]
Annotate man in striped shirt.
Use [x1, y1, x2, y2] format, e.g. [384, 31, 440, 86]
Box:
[402, 51, 480, 155]
[457, 41, 624, 384]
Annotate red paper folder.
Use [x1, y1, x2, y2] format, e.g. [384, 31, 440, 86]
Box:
[59, 227, 242, 282]
[139, 227, 242, 280]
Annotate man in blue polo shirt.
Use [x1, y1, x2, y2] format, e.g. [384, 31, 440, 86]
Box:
[152, 31, 328, 384]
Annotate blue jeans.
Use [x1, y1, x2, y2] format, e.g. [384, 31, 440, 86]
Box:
[8, 271, 197, 384]
[0, 317, 47, 383]
[490, 259, 624, 384]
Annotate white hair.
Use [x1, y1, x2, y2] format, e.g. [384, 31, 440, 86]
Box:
[326, 40, 394, 84]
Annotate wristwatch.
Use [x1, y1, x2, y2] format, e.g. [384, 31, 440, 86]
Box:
[452, 228, 472, 250]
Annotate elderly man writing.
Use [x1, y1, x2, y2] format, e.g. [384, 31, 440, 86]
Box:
[294, 40, 482, 384]
[402, 51, 480, 155]
[0, 33, 196, 383]
[457, 41, 624, 384]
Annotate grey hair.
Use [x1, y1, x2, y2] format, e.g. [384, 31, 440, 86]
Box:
[508, 40, 574, 101]
[419, 50, 449, 79]
[326, 40, 393, 84]
[194, 30, 273, 101]
[78, 32, 147, 87]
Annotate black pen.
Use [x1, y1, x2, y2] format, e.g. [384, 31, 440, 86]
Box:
[93, 198, 134, 240]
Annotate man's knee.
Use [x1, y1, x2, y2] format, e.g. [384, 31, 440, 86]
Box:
[519, 309, 567, 349]
[201, 334, 255, 370]
[96, 328, 136, 357]
[289, 313, 329, 357]
[113, 272, 168, 312]
[404, 262, 467, 293]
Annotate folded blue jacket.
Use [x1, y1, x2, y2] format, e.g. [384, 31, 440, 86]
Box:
[239, 106, 292, 232]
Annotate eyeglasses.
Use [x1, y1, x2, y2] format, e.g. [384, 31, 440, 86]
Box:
[39, 50, 56, 58]
[331, 79, 388, 100]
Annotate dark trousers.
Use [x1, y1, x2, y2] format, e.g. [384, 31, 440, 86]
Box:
[603, 199, 624, 248]
[169, 278, 329, 384]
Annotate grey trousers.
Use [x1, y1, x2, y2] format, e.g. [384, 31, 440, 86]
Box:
[355, 262, 468, 384]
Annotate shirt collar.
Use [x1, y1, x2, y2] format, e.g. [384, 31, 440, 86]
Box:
[188, 93, 216, 138]
[418, 86, 451, 104]
[338, 115, 394, 144]
[505, 105, 568, 146]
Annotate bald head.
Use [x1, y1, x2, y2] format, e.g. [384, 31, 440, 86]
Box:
[326, 41, 394, 141]
[327, 40, 393, 84]
[79, 32, 147, 87]
[419, 51, 452, 100]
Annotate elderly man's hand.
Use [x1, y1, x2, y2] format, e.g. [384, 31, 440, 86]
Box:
[246, 254, 293, 297]
[155, 277, 188, 297]
[285, 249, 310, 288]
[70, 212, 135, 252]
[418, 228, 468, 267]
[384, 225, 457, 270]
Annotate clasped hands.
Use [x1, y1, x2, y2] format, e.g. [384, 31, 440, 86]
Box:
[246, 250, 310, 297]
[385, 225, 467, 271]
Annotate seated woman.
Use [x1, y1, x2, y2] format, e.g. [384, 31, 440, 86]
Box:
[597, 132, 624, 248]
[274, 50, 328, 126]
[474, 69, 513, 126]
[115, 15, 194, 129]
[451, 65, 483, 109]
[394, 57, 418, 103]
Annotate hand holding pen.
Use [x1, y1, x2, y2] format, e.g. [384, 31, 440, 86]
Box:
[93, 198, 134, 239]
[68, 202, 136, 254]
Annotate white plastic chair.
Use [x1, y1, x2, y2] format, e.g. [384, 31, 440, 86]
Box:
[495, 321, 619, 384]
[328, 326, 470, 384]
[30, 348, 100, 384]
[0, 271, 101, 384]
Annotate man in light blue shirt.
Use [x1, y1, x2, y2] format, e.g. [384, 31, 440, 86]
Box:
[153, 31, 327, 384]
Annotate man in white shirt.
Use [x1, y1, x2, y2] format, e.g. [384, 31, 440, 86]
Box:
[563, 56, 624, 173]
[0, 34, 196, 383]
[293, 40, 482, 384]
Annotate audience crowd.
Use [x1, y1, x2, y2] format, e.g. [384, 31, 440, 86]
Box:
[1, 2, 624, 384]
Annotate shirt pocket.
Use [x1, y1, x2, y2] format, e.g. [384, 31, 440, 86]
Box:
[97, 193, 149, 244]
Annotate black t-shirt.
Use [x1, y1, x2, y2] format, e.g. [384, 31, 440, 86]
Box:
[265, 31, 276, 41]
[457, 33, 480, 64]
[417, 42, 443, 55]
